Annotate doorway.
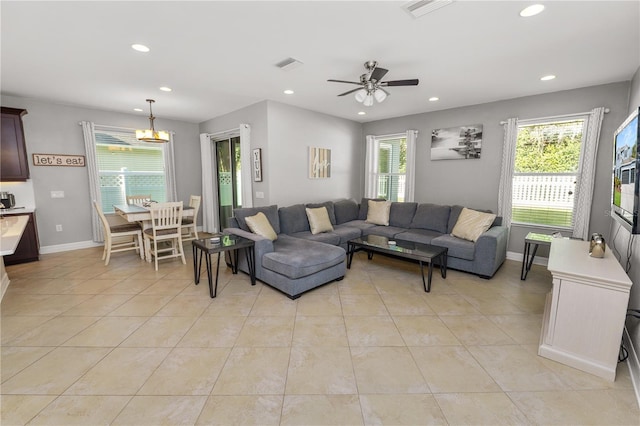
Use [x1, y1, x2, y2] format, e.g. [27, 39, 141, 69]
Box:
[216, 136, 242, 229]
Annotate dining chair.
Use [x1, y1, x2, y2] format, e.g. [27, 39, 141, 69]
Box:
[93, 201, 143, 265]
[127, 194, 152, 205]
[144, 201, 186, 271]
[181, 195, 201, 242]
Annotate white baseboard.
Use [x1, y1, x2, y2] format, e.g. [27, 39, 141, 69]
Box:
[624, 326, 640, 409]
[39, 240, 102, 254]
[506, 250, 548, 267]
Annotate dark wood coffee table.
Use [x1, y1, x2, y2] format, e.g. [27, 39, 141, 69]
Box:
[347, 235, 447, 292]
[192, 234, 255, 298]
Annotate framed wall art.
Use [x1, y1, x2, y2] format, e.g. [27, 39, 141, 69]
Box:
[252, 148, 262, 181]
[431, 124, 483, 160]
[309, 147, 331, 179]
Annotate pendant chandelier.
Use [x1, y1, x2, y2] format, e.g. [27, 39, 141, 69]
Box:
[136, 99, 170, 143]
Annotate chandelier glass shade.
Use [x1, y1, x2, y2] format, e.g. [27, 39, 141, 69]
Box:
[136, 99, 170, 143]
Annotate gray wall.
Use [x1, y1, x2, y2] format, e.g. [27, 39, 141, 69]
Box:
[363, 82, 631, 254]
[199, 100, 363, 208]
[266, 101, 363, 206]
[619, 65, 640, 377]
[1, 95, 201, 248]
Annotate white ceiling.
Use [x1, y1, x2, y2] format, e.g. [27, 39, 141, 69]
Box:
[1, 1, 639, 124]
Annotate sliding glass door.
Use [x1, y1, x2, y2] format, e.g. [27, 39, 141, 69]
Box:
[216, 137, 242, 229]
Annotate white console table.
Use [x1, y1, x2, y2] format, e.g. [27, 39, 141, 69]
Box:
[540, 238, 632, 381]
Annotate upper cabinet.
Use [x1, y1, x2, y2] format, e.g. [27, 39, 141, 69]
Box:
[1, 107, 30, 181]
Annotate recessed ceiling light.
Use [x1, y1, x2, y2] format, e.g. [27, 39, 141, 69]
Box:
[159, 86, 172, 92]
[540, 75, 556, 81]
[283, 89, 294, 95]
[131, 44, 150, 52]
[133, 108, 143, 112]
[358, 111, 366, 115]
[428, 97, 439, 102]
[520, 4, 545, 17]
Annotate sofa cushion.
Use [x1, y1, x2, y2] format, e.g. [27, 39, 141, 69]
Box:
[306, 201, 336, 225]
[278, 204, 309, 234]
[451, 208, 496, 242]
[388, 202, 418, 228]
[395, 229, 443, 245]
[245, 212, 278, 241]
[331, 225, 362, 245]
[411, 203, 451, 234]
[338, 220, 376, 231]
[262, 236, 345, 279]
[363, 225, 407, 239]
[431, 234, 475, 261]
[447, 205, 465, 234]
[366, 200, 391, 226]
[358, 198, 386, 220]
[234, 205, 280, 234]
[306, 207, 334, 234]
[288, 231, 341, 245]
[334, 199, 359, 224]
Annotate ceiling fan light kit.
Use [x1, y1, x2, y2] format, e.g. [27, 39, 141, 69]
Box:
[329, 60, 419, 107]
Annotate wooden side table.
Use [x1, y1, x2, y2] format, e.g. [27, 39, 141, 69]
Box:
[520, 232, 553, 280]
[192, 234, 255, 298]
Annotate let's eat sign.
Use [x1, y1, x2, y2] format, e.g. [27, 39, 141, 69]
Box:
[32, 153, 86, 167]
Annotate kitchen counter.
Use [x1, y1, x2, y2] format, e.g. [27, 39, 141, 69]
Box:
[1, 214, 30, 299]
[0, 207, 35, 215]
[1, 214, 30, 255]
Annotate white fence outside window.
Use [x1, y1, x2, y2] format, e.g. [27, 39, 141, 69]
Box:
[512, 174, 576, 209]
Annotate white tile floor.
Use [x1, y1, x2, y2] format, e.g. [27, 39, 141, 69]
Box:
[2, 243, 639, 425]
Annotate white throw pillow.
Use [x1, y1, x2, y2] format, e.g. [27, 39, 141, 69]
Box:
[366, 200, 391, 226]
[306, 207, 334, 235]
[451, 207, 496, 242]
[245, 212, 278, 241]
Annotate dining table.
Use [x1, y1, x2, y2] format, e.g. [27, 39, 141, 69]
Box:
[113, 203, 194, 262]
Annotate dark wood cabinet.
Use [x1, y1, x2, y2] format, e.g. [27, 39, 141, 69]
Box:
[3, 212, 40, 265]
[1, 107, 30, 181]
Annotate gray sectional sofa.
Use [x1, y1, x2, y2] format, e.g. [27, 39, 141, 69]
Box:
[226, 198, 508, 298]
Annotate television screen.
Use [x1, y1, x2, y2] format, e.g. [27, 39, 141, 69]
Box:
[612, 107, 639, 233]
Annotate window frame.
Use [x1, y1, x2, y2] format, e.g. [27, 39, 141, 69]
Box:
[511, 115, 589, 231]
[366, 132, 413, 203]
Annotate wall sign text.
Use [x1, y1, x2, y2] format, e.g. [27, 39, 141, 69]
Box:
[33, 154, 86, 167]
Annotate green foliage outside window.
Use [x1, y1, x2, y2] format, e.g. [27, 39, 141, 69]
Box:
[515, 121, 583, 173]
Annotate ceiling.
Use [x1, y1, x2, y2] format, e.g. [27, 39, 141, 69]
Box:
[1, 1, 638, 124]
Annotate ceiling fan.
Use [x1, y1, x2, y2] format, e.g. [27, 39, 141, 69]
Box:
[328, 60, 419, 106]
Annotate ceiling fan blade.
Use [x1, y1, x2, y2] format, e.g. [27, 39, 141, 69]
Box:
[370, 67, 388, 82]
[382, 79, 419, 87]
[328, 79, 361, 85]
[337, 88, 363, 96]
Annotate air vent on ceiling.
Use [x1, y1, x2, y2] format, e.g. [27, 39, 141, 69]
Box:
[275, 57, 304, 71]
[403, 0, 453, 18]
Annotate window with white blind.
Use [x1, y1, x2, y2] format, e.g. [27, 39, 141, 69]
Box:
[375, 137, 407, 202]
[512, 118, 586, 229]
[94, 129, 168, 213]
